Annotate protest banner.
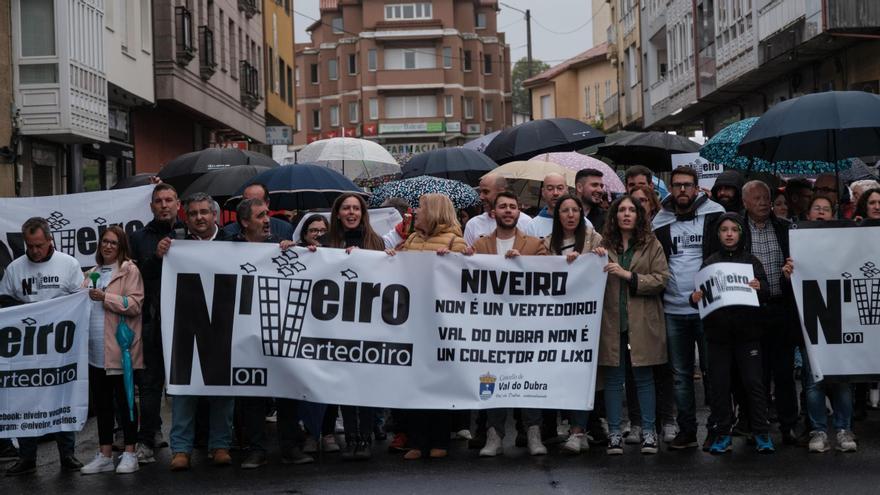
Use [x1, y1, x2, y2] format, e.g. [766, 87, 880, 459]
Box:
[290, 207, 402, 243]
[671, 152, 724, 190]
[0, 186, 154, 269]
[161, 241, 607, 410]
[0, 292, 91, 438]
[693, 262, 759, 318]
[791, 223, 880, 381]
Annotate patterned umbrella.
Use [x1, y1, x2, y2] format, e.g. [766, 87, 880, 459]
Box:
[369, 176, 480, 209]
[700, 117, 850, 175]
[528, 152, 625, 193]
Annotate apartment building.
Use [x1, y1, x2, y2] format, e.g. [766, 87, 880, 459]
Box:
[523, 43, 617, 131]
[0, 0, 13, 196]
[293, 0, 512, 155]
[642, 0, 880, 135]
[263, 0, 296, 137]
[608, 0, 643, 129]
[133, 0, 266, 173]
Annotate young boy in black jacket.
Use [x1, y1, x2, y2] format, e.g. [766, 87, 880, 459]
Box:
[690, 212, 774, 454]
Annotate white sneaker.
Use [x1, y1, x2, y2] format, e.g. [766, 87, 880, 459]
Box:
[321, 434, 341, 453]
[809, 431, 830, 453]
[836, 430, 857, 452]
[527, 425, 547, 456]
[81, 452, 115, 475]
[562, 432, 588, 454]
[662, 423, 678, 443]
[136, 443, 156, 464]
[115, 452, 139, 474]
[625, 425, 643, 444]
[479, 427, 503, 457]
[455, 429, 473, 440]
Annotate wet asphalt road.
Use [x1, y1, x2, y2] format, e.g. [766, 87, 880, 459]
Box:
[4, 396, 880, 495]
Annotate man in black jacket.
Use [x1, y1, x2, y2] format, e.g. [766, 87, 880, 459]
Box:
[711, 170, 745, 213]
[575, 168, 607, 232]
[128, 183, 184, 463]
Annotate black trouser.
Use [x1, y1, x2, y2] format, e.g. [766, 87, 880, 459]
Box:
[341, 406, 374, 438]
[241, 398, 303, 452]
[90, 366, 138, 446]
[761, 301, 799, 431]
[137, 320, 165, 446]
[321, 405, 339, 436]
[707, 339, 770, 435]
[451, 410, 470, 432]
[409, 410, 451, 451]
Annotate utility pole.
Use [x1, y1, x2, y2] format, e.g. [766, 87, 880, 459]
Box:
[500, 3, 534, 120]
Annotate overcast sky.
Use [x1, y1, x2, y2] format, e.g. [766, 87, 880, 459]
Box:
[292, 1, 596, 67]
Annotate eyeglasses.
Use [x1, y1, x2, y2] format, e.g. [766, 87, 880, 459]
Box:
[671, 182, 696, 190]
[101, 239, 119, 247]
[307, 228, 327, 235]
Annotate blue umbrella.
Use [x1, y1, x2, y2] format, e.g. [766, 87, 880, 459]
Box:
[700, 117, 850, 175]
[369, 176, 480, 209]
[401, 148, 497, 186]
[226, 163, 366, 211]
[116, 297, 136, 421]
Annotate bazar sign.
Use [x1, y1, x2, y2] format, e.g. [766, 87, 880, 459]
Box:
[379, 122, 445, 134]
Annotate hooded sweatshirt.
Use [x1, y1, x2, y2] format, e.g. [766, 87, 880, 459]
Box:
[710, 170, 745, 213]
[653, 193, 725, 314]
[693, 212, 769, 343]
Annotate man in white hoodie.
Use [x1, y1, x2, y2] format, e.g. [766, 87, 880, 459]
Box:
[652, 166, 724, 450]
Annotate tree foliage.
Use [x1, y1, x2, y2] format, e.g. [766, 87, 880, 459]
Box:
[512, 57, 550, 116]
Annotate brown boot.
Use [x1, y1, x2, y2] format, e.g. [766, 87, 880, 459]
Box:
[211, 448, 232, 466]
[170, 452, 191, 471]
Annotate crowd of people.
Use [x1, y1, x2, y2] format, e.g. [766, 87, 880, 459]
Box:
[1, 163, 880, 477]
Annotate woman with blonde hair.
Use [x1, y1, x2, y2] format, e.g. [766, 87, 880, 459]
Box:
[388, 194, 467, 459]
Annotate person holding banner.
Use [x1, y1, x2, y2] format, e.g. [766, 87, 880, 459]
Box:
[297, 215, 330, 247]
[222, 183, 294, 240]
[78, 226, 144, 475]
[389, 194, 468, 460]
[325, 193, 387, 460]
[593, 196, 669, 455]
[470, 191, 550, 457]
[1, 217, 85, 476]
[781, 201, 858, 453]
[690, 213, 775, 455]
[464, 174, 532, 246]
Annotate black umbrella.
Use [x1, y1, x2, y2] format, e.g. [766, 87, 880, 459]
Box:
[111, 173, 154, 189]
[158, 148, 279, 192]
[225, 163, 366, 211]
[594, 131, 701, 171]
[483, 118, 605, 164]
[181, 165, 274, 204]
[400, 148, 497, 186]
[738, 91, 880, 163]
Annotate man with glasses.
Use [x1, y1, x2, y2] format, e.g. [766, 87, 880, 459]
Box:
[652, 166, 725, 450]
[524, 173, 592, 239]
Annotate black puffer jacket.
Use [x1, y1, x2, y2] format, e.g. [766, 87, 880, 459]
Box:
[693, 213, 769, 343]
[129, 218, 185, 324]
[710, 169, 745, 213]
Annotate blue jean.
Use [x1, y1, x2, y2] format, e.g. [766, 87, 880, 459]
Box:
[665, 313, 705, 434]
[18, 432, 76, 461]
[603, 333, 655, 434]
[803, 355, 853, 432]
[170, 396, 235, 453]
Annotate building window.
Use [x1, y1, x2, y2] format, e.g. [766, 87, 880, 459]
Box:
[349, 101, 359, 123]
[331, 16, 343, 34]
[312, 109, 321, 130]
[384, 3, 432, 21]
[369, 98, 379, 120]
[483, 100, 493, 121]
[384, 48, 436, 70]
[286, 65, 293, 106]
[540, 95, 554, 118]
[328, 59, 338, 80]
[348, 53, 357, 75]
[463, 50, 472, 71]
[330, 105, 340, 127]
[141, 0, 152, 53]
[444, 95, 454, 117]
[310, 63, 318, 83]
[442, 47, 452, 69]
[295, 66, 300, 86]
[368, 49, 377, 71]
[476, 12, 487, 29]
[296, 111, 302, 131]
[605, 80, 611, 98]
[483, 54, 492, 74]
[584, 86, 590, 115]
[18, 0, 58, 84]
[464, 97, 474, 119]
[278, 58, 285, 100]
[385, 95, 437, 118]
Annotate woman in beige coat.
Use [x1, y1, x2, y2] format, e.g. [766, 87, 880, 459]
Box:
[80, 225, 144, 475]
[595, 195, 669, 456]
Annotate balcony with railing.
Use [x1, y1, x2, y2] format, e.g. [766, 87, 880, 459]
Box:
[758, 0, 806, 41]
[375, 68, 445, 89]
[175, 6, 195, 66]
[198, 26, 217, 80]
[622, 8, 636, 36]
[240, 61, 261, 110]
[603, 93, 619, 121]
[239, 0, 259, 18]
[649, 77, 669, 106]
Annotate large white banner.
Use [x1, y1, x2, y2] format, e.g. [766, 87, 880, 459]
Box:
[0, 292, 91, 438]
[0, 186, 154, 269]
[693, 262, 759, 318]
[791, 224, 880, 380]
[161, 241, 606, 410]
